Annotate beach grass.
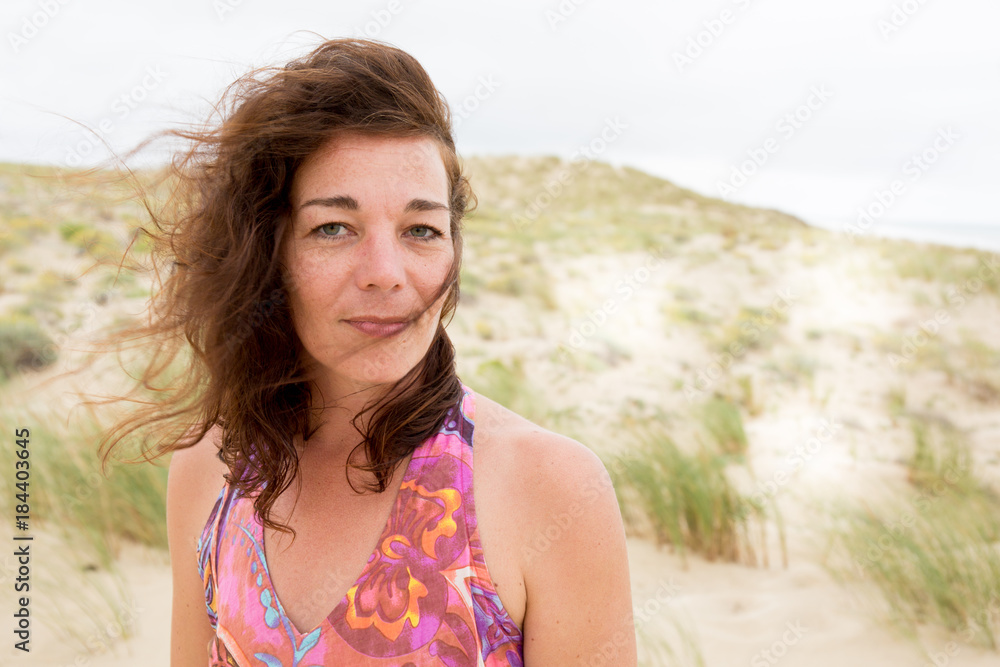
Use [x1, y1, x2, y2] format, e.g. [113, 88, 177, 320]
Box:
[734, 374, 764, 417]
[0, 401, 169, 568]
[467, 355, 581, 433]
[885, 243, 999, 297]
[711, 304, 786, 358]
[825, 419, 1000, 649]
[636, 608, 705, 667]
[0, 396, 165, 651]
[699, 396, 748, 457]
[906, 419, 977, 494]
[610, 417, 781, 567]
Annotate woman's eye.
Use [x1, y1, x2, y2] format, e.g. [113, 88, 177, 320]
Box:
[316, 223, 347, 237]
[410, 225, 444, 240]
[311, 223, 443, 240]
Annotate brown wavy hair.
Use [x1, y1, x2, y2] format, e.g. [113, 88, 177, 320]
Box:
[87, 36, 476, 538]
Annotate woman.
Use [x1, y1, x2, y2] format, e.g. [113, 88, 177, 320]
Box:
[104, 37, 634, 665]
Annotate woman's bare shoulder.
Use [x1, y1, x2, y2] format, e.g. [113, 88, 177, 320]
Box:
[471, 391, 609, 512]
[473, 390, 601, 466]
[168, 424, 229, 486]
[471, 390, 632, 662]
[166, 424, 231, 546]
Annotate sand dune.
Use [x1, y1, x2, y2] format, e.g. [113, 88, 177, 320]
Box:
[2, 158, 998, 665]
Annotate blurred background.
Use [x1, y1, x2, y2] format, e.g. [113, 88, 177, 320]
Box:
[1, 1, 999, 665]
[3, 0, 998, 247]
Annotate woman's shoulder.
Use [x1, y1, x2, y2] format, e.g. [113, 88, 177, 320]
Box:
[470, 390, 633, 661]
[166, 424, 231, 549]
[471, 390, 613, 523]
[167, 424, 229, 489]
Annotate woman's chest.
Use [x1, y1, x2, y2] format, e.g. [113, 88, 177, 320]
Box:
[260, 460, 412, 631]
[262, 486, 401, 632]
[257, 448, 527, 635]
[246, 429, 526, 632]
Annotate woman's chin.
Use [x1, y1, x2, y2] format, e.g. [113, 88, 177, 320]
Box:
[334, 358, 418, 391]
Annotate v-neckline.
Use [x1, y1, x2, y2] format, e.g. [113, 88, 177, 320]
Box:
[255, 443, 422, 639]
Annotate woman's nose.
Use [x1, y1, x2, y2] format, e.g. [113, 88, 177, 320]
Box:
[355, 225, 406, 291]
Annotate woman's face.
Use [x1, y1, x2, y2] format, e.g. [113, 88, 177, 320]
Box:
[281, 132, 455, 402]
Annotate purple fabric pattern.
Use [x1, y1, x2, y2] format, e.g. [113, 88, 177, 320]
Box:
[196, 383, 524, 666]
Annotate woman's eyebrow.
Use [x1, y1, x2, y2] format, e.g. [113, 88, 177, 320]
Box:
[299, 194, 449, 213]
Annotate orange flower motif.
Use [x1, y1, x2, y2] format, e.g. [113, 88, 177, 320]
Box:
[381, 534, 411, 559]
[344, 566, 429, 641]
[399, 479, 461, 559]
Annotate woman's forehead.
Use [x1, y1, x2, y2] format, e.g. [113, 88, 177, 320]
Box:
[292, 133, 448, 207]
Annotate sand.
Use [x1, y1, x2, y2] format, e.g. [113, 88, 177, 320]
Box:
[2, 161, 999, 666]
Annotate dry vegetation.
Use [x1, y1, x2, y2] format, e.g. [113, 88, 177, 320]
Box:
[1, 156, 998, 664]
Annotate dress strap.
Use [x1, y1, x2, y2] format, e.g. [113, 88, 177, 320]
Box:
[197, 481, 236, 630]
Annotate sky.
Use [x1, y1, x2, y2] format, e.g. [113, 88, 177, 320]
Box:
[2, 0, 998, 239]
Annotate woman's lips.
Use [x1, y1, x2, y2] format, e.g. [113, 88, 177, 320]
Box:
[345, 320, 410, 338]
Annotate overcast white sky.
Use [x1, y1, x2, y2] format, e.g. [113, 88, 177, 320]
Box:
[2, 0, 997, 233]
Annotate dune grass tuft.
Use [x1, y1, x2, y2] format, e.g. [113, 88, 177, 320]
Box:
[699, 396, 748, 456]
[610, 418, 782, 567]
[885, 243, 999, 297]
[825, 419, 1000, 649]
[0, 403, 169, 567]
[712, 305, 786, 356]
[734, 374, 764, 417]
[906, 419, 977, 494]
[0, 398, 168, 652]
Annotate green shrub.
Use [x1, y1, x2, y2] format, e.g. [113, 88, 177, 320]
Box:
[0, 315, 56, 381]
